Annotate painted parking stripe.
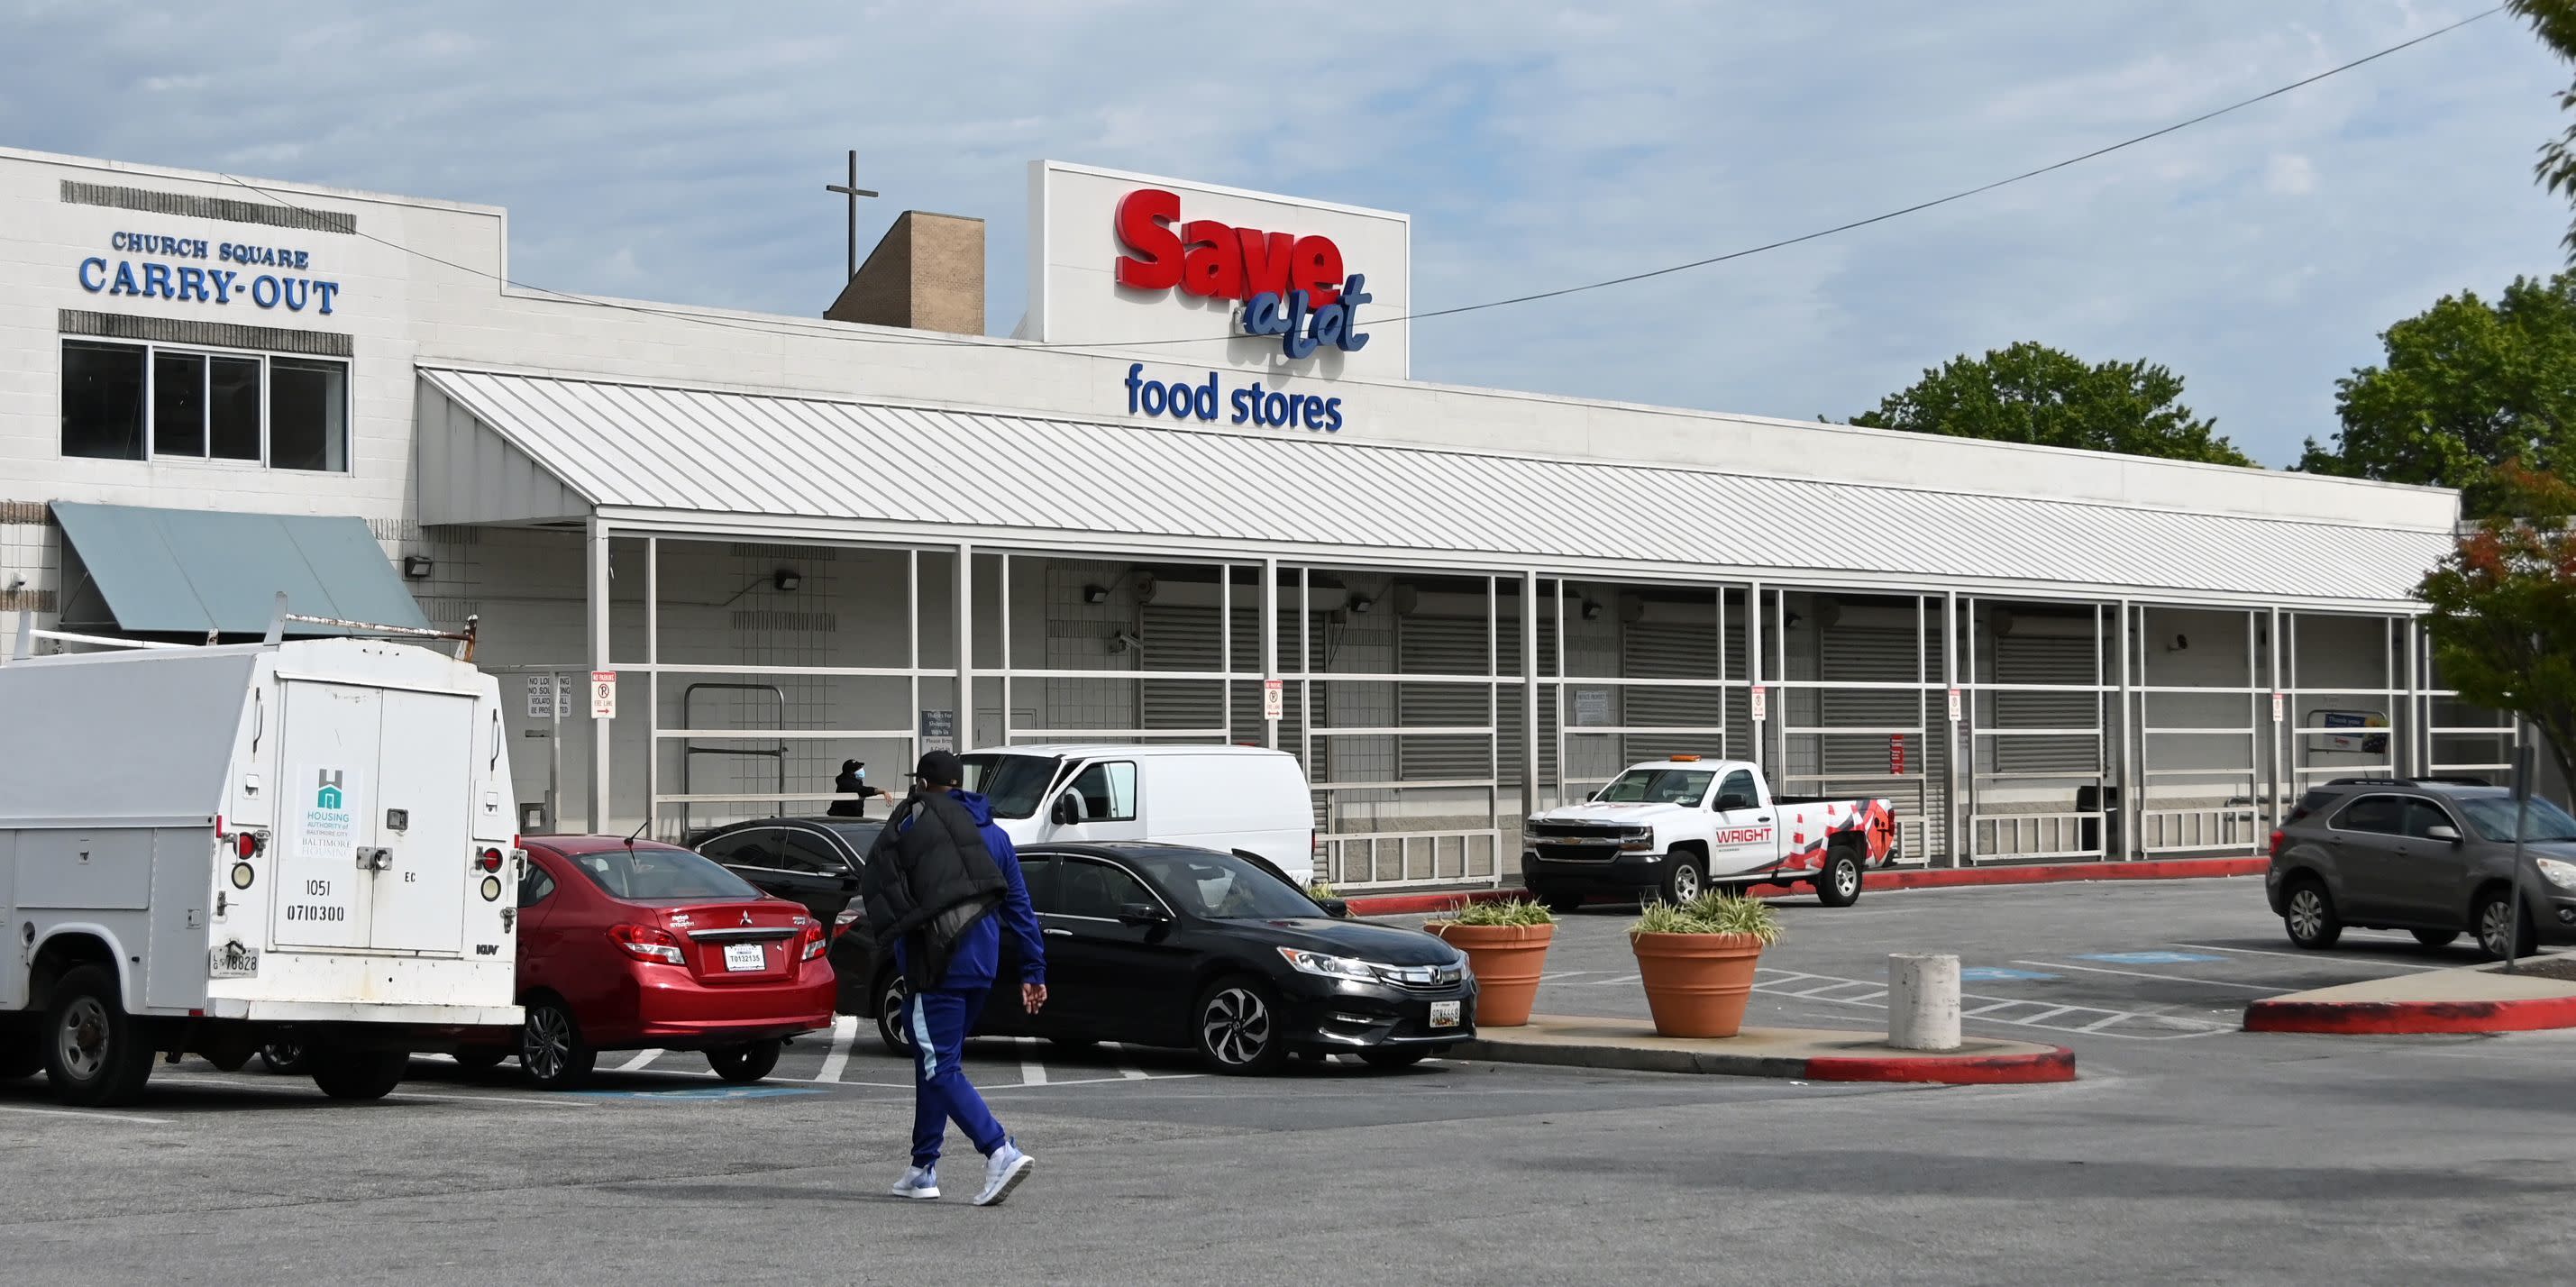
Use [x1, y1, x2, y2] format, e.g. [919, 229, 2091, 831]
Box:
[817, 1014, 857, 1083]
[1019, 1037, 1048, 1085]
[0, 1102, 173, 1126]
[571, 1085, 824, 1100]
[2077, 952, 2224, 965]
[1960, 967, 2060, 981]
[1748, 967, 2232, 1039]
[2172, 943, 2448, 972]
[2018, 959, 2295, 993]
[617, 1049, 662, 1072]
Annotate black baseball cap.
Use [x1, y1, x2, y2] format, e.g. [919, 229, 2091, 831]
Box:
[913, 750, 964, 786]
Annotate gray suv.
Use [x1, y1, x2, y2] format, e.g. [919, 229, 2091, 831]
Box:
[2267, 777, 2576, 960]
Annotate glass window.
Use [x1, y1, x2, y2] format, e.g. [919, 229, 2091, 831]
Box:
[565, 844, 761, 900]
[518, 864, 556, 908]
[1053, 857, 1156, 919]
[1018, 856, 1058, 914]
[2458, 795, 2576, 844]
[1599, 768, 1715, 806]
[152, 351, 206, 456]
[1064, 761, 1138, 823]
[818, 822, 882, 861]
[61, 341, 146, 460]
[269, 358, 347, 471]
[2403, 800, 2462, 841]
[2332, 796, 2405, 835]
[1715, 770, 1759, 810]
[209, 356, 262, 461]
[696, 829, 779, 868]
[1128, 848, 1323, 920]
[959, 753, 1061, 819]
[781, 832, 852, 875]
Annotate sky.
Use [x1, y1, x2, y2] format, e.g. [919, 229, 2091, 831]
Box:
[2, 1, 2567, 467]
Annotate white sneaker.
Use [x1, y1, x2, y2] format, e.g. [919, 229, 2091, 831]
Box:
[973, 1140, 1035, 1207]
[888, 1164, 940, 1200]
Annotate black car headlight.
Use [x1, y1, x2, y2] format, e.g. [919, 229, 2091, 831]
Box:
[1277, 947, 1380, 982]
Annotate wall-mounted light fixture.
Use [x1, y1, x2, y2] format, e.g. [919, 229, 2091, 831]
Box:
[1347, 595, 1375, 616]
[1108, 630, 1144, 654]
[402, 554, 434, 580]
[1083, 583, 1110, 605]
[772, 570, 802, 593]
[1580, 600, 1603, 621]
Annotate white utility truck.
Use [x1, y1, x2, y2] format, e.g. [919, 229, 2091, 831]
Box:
[0, 610, 521, 1105]
[1521, 756, 1901, 911]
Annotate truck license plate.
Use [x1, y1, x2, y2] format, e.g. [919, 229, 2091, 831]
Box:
[1429, 1000, 1461, 1028]
[724, 943, 766, 972]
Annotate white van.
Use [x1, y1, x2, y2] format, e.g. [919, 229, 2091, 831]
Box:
[957, 744, 1318, 886]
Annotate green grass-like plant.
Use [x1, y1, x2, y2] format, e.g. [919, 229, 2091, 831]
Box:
[1305, 880, 1338, 902]
[1446, 897, 1557, 927]
[1628, 891, 1783, 945]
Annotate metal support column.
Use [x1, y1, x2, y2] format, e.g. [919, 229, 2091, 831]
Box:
[2402, 616, 2423, 778]
[1521, 570, 1541, 817]
[644, 536, 660, 839]
[585, 519, 613, 833]
[1746, 580, 1765, 782]
[1943, 589, 1960, 867]
[955, 541, 973, 754]
[1262, 558, 1280, 750]
[2115, 599, 2133, 862]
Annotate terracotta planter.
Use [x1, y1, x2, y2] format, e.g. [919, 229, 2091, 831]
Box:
[1426, 921, 1555, 1027]
[1629, 932, 1767, 1038]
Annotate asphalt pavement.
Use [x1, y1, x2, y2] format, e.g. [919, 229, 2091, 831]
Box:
[5, 875, 2574, 1285]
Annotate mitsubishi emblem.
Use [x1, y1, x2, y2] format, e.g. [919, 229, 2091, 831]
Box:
[739, 911, 754, 926]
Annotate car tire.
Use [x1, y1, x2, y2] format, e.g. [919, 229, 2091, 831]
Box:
[1193, 975, 1289, 1076]
[873, 972, 915, 1058]
[2282, 879, 2343, 950]
[44, 964, 157, 1107]
[519, 996, 596, 1091]
[1658, 853, 1705, 905]
[1534, 883, 1585, 915]
[2474, 892, 2535, 962]
[257, 1041, 307, 1075]
[707, 1039, 783, 1083]
[1814, 849, 1864, 908]
[309, 1049, 410, 1101]
[452, 1046, 509, 1072]
[2410, 929, 2461, 949]
[1358, 1046, 1429, 1070]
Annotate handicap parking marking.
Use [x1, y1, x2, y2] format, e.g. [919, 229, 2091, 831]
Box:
[2076, 952, 2225, 965]
[1960, 967, 2060, 982]
[1747, 965, 2233, 1040]
[571, 1084, 826, 1101]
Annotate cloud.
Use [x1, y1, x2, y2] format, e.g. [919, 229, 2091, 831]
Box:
[0, 0, 2562, 466]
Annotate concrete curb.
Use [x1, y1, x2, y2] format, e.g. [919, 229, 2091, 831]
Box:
[1344, 856, 2266, 917]
[2244, 993, 2576, 1036]
[1447, 1018, 2077, 1085]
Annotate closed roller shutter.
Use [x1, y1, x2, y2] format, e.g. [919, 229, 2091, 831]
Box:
[1621, 619, 1726, 763]
[1991, 634, 2100, 774]
[1140, 605, 1224, 735]
[1398, 616, 1494, 782]
[1817, 627, 1923, 776]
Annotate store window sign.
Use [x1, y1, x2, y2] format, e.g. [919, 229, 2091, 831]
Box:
[1112, 188, 1370, 361]
[76, 234, 341, 315]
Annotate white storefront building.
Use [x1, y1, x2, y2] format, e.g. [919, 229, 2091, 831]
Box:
[0, 146, 2489, 890]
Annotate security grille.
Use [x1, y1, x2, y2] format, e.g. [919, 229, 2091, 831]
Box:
[1990, 634, 2100, 774]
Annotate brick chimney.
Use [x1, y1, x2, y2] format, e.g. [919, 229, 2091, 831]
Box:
[826, 211, 984, 336]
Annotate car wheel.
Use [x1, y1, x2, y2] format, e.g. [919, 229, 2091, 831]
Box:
[44, 964, 156, 1107]
[2282, 879, 2343, 950]
[2410, 929, 2462, 949]
[1658, 855, 1704, 904]
[452, 1045, 509, 1072]
[258, 1041, 308, 1075]
[519, 996, 596, 1091]
[309, 1049, 410, 1100]
[1534, 883, 1585, 914]
[1815, 849, 1864, 908]
[873, 972, 915, 1057]
[1358, 1046, 1428, 1070]
[707, 1039, 783, 1083]
[2474, 892, 2535, 962]
[1194, 975, 1289, 1076]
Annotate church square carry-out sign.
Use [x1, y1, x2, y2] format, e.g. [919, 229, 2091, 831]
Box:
[1025, 160, 1411, 406]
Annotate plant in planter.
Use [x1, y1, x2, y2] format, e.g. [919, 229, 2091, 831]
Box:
[1627, 891, 1781, 1039]
[1423, 898, 1557, 1027]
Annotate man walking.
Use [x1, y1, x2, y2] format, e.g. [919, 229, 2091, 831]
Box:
[861, 750, 1047, 1207]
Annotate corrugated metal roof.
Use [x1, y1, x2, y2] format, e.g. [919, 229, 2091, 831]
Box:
[417, 368, 2453, 607]
[52, 502, 429, 635]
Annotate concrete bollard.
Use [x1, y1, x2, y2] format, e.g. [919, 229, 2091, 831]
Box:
[1887, 953, 1961, 1052]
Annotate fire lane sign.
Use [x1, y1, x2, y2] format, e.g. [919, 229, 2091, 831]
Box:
[590, 671, 617, 719]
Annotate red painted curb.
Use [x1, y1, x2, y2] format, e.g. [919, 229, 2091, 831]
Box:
[2243, 993, 2576, 1036]
[1342, 857, 2265, 917]
[1801, 1045, 2078, 1085]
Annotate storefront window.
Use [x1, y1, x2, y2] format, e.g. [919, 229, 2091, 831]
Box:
[59, 341, 145, 460]
[58, 340, 345, 471]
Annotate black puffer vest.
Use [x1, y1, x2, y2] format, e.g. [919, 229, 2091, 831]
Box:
[860, 791, 1008, 990]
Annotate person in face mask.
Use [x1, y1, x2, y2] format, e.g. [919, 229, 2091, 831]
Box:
[827, 759, 891, 818]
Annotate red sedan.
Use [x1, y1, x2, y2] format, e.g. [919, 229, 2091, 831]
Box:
[466, 836, 836, 1090]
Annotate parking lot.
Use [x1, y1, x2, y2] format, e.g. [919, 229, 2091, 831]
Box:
[10, 874, 2576, 1285]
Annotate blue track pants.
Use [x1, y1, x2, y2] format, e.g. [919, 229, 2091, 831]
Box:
[909, 987, 1007, 1167]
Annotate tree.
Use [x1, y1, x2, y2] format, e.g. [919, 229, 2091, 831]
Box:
[2417, 461, 2576, 794]
[2510, 0, 2576, 257]
[1848, 342, 2254, 466]
[2295, 273, 2576, 516]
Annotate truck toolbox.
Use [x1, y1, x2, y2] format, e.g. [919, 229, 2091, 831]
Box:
[0, 613, 520, 1106]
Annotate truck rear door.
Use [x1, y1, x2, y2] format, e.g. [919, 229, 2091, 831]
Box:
[274, 681, 382, 949]
[368, 688, 476, 954]
[272, 680, 477, 956]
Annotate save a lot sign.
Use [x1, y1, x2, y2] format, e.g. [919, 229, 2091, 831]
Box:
[1111, 187, 1373, 361]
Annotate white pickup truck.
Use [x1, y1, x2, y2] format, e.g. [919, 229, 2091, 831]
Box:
[1521, 756, 1899, 910]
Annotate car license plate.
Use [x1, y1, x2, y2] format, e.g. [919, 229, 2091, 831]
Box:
[724, 943, 766, 972]
[1429, 1000, 1461, 1029]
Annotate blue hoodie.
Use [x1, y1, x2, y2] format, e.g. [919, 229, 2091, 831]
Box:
[896, 789, 1046, 993]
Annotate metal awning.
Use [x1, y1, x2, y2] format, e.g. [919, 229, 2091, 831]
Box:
[51, 502, 429, 636]
[416, 366, 2454, 609]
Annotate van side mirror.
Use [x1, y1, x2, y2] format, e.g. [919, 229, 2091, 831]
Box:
[1050, 793, 1081, 826]
[2425, 824, 2462, 844]
[1116, 901, 1170, 926]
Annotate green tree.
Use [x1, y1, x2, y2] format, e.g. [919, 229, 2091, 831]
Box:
[1848, 342, 2253, 466]
[2510, 0, 2576, 257]
[2417, 461, 2576, 793]
[2296, 272, 2576, 516]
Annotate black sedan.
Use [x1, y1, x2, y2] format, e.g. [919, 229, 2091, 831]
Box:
[690, 817, 884, 1014]
[867, 842, 1476, 1075]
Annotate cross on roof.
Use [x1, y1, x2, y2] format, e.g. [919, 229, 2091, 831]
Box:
[825, 149, 879, 283]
